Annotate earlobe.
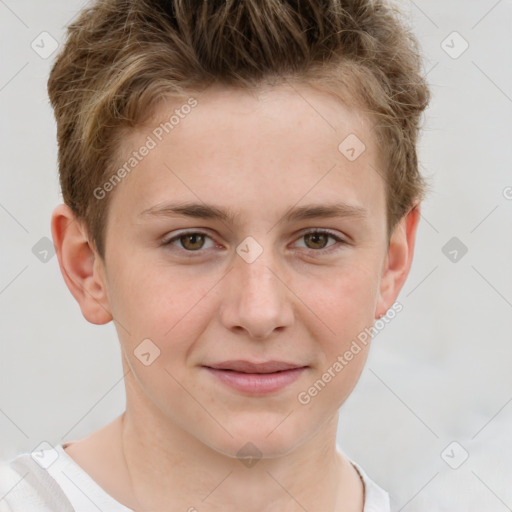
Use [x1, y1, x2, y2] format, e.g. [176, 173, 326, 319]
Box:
[51, 204, 113, 325]
[375, 204, 421, 318]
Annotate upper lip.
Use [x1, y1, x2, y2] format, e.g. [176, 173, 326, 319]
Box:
[205, 360, 306, 374]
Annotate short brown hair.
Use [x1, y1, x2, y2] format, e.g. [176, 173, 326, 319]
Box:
[48, 0, 430, 259]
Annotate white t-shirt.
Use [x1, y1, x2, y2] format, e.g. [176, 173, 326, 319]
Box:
[0, 443, 390, 511]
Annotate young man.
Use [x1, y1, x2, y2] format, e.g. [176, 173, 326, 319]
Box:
[0, 0, 430, 510]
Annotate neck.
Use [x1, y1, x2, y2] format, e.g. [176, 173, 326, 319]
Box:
[116, 392, 363, 512]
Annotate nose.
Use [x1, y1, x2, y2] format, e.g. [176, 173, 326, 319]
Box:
[219, 246, 295, 340]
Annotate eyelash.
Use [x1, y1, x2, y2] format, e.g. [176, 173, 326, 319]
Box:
[162, 229, 347, 255]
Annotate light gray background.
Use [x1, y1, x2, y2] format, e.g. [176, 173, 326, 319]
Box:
[1, 1, 511, 510]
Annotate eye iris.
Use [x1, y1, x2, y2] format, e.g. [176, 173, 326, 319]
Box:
[181, 233, 205, 250]
[304, 232, 329, 249]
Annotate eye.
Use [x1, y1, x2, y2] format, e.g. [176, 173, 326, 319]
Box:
[293, 229, 346, 252]
[162, 229, 347, 255]
[163, 231, 216, 251]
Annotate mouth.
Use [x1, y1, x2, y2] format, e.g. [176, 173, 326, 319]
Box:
[203, 360, 308, 394]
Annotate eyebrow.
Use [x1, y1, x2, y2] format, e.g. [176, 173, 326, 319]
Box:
[138, 201, 368, 224]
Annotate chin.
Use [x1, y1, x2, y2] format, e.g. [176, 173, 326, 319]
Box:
[198, 413, 310, 460]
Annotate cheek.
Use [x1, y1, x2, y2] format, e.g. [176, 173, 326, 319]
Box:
[108, 254, 208, 331]
[108, 259, 223, 377]
[303, 259, 381, 339]
[295, 266, 378, 413]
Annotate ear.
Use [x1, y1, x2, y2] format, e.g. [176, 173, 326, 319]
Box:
[50, 204, 113, 325]
[375, 204, 421, 318]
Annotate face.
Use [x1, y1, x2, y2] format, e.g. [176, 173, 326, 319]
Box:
[86, 83, 404, 458]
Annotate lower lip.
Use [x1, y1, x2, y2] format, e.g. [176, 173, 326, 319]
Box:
[204, 367, 307, 394]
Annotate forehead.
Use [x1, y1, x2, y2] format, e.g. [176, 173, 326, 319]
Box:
[107, 83, 384, 224]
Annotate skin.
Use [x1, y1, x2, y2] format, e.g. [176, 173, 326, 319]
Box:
[51, 82, 420, 511]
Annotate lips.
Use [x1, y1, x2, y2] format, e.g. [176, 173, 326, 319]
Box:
[203, 360, 308, 394]
[206, 360, 304, 374]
